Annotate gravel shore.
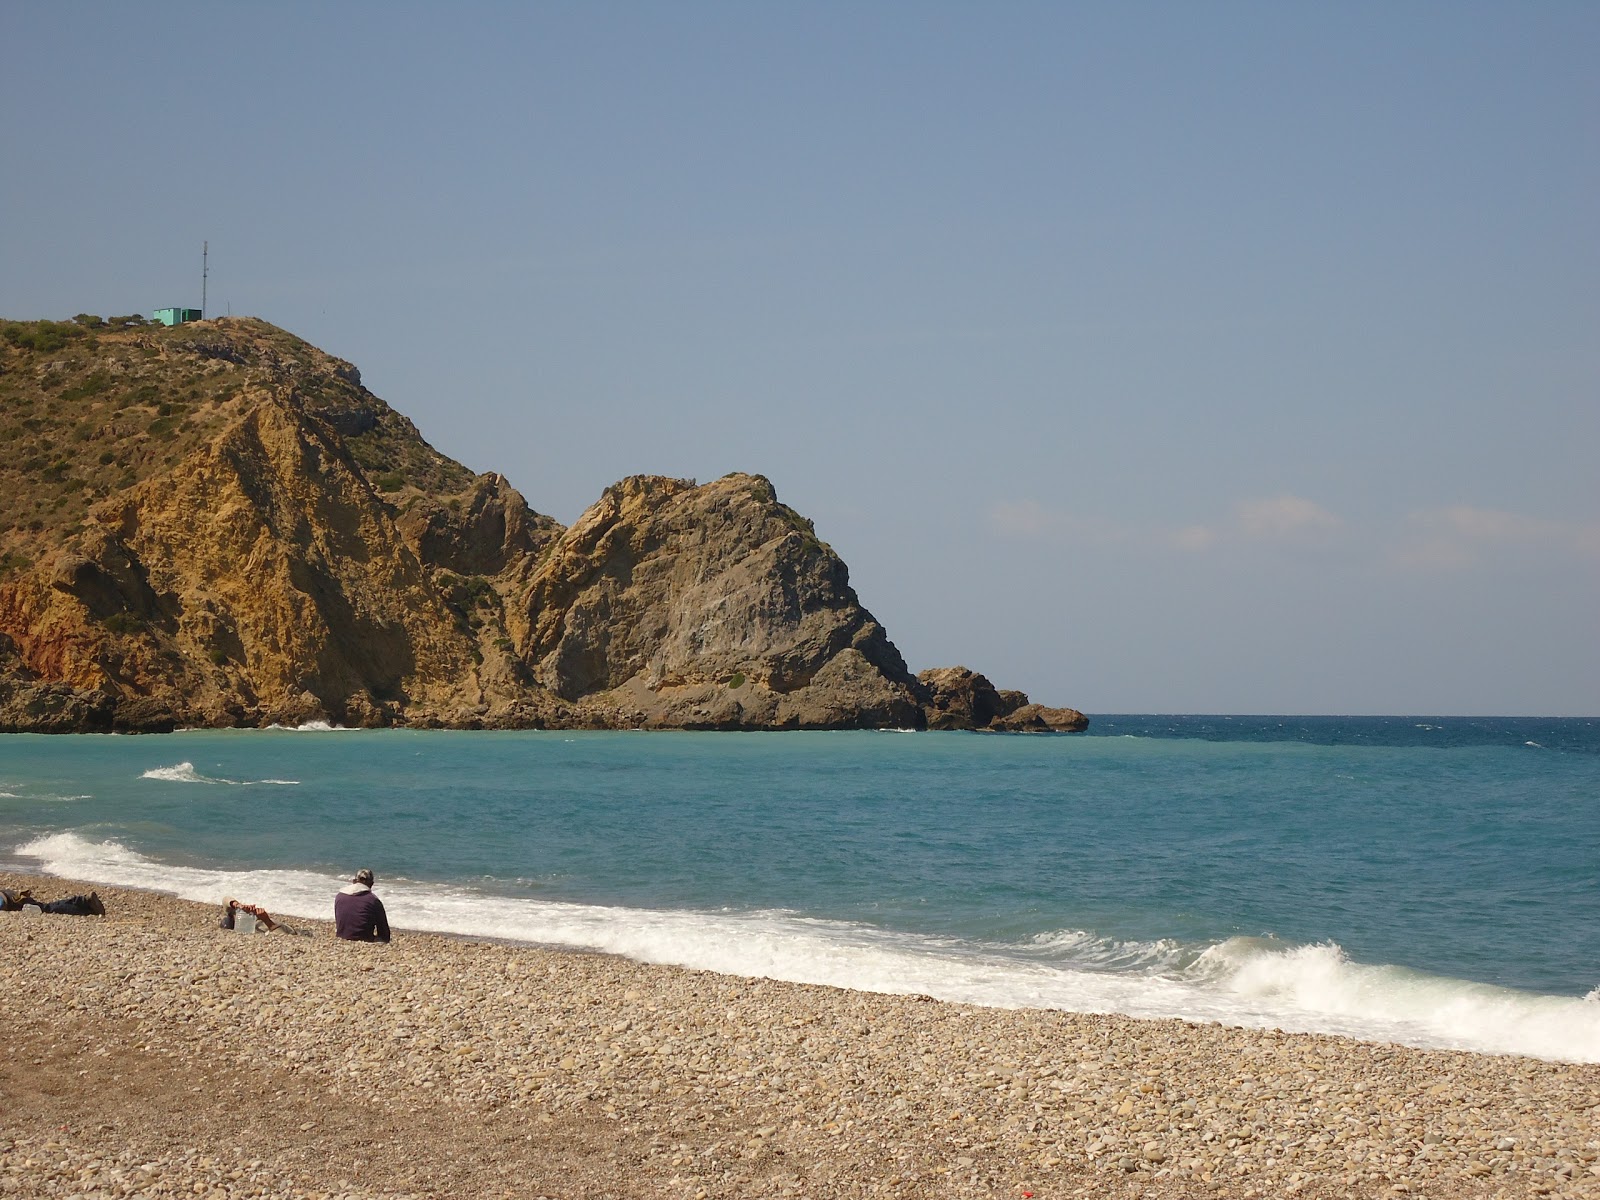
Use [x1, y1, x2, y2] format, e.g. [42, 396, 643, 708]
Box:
[3, 872, 1596, 1199]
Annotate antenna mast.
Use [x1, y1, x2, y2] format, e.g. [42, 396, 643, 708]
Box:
[202, 241, 208, 319]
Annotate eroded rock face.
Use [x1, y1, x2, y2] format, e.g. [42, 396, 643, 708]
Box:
[919, 666, 1016, 730]
[986, 703, 1091, 734]
[918, 667, 1088, 733]
[0, 319, 1085, 732]
[523, 474, 924, 729]
[22, 402, 486, 728]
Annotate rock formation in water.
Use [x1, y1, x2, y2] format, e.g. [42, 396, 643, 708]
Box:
[0, 316, 1087, 733]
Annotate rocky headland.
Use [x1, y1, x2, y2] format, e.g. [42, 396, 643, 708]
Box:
[0, 316, 1085, 734]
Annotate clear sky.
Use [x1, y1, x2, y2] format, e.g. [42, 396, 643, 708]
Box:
[4, 3, 1596, 715]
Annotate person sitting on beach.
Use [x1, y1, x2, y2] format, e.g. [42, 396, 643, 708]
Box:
[220, 897, 278, 932]
[333, 868, 390, 943]
[218, 897, 312, 937]
[1, 887, 105, 916]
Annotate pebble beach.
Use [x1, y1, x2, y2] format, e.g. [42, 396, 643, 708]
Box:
[3, 872, 1597, 1200]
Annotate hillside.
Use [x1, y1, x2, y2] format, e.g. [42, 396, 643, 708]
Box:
[0, 315, 1086, 733]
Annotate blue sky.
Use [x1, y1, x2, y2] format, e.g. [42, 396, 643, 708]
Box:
[4, 3, 1596, 714]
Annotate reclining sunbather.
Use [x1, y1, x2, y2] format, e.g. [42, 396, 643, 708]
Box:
[1, 887, 105, 916]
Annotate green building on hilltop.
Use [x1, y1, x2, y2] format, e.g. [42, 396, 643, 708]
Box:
[151, 307, 202, 326]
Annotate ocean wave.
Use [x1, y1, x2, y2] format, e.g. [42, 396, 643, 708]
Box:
[261, 720, 348, 732]
[12, 832, 337, 914]
[140, 762, 299, 786]
[12, 832, 1599, 1064]
[1021, 928, 1191, 973]
[141, 762, 214, 783]
[1180, 936, 1596, 1063]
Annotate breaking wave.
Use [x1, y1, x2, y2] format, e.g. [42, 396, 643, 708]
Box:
[140, 762, 299, 786]
[11, 832, 1598, 1064]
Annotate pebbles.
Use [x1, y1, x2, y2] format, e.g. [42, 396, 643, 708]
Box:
[3, 873, 1598, 1199]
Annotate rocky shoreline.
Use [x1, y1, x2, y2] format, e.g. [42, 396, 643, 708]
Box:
[3, 872, 1596, 1199]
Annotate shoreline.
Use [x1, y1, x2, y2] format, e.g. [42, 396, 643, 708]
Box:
[4, 871, 1597, 1199]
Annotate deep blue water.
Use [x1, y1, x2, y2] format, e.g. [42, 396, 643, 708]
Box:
[2, 716, 1597, 1061]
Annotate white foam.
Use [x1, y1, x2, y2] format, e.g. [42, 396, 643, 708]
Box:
[13, 832, 1599, 1064]
[261, 720, 348, 732]
[141, 762, 211, 783]
[140, 762, 298, 786]
[13, 832, 339, 920]
[1023, 928, 1192, 973]
[1183, 937, 1600, 1062]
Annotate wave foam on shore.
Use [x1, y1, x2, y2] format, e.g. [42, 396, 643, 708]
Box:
[15, 830, 1598, 1064]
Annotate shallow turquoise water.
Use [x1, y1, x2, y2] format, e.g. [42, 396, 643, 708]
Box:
[3, 716, 1597, 1060]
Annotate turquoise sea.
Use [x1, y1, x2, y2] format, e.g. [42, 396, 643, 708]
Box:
[2, 716, 1596, 1062]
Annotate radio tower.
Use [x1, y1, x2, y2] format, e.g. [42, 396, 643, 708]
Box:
[202, 241, 208, 319]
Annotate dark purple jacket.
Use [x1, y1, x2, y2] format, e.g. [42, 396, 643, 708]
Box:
[334, 885, 391, 942]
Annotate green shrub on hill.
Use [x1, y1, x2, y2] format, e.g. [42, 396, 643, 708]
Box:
[61, 371, 113, 402]
[103, 612, 145, 635]
[2, 320, 85, 353]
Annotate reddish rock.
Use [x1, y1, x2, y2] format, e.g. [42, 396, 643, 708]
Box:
[0, 318, 1085, 734]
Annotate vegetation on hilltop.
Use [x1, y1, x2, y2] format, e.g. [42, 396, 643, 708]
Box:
[0, 316, 481, 579]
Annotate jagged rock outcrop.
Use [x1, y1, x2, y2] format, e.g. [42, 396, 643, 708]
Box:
[521, 474, 924, 729]
[0, 316, 1086, 733]
[918, 667, 1088, 733]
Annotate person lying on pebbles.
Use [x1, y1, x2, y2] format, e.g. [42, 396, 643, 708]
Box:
[1, 885, 105, 916]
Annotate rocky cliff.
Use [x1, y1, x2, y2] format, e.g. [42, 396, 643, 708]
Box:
[0, 316, 1086, 733]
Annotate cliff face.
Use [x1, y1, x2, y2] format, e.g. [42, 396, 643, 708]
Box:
[521, 474, 924, 730]
[0, 317, 1085, 733]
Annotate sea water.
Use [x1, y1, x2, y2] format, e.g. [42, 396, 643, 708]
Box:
[2, 717, 1596, 1062]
